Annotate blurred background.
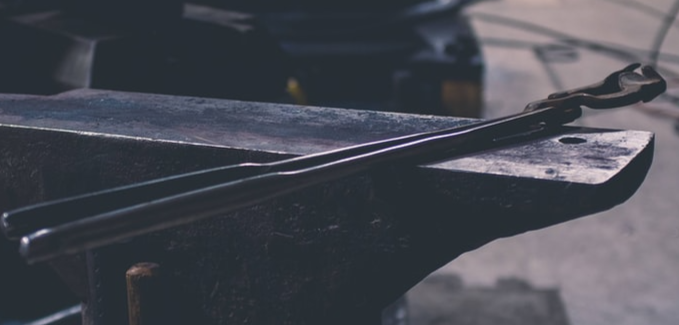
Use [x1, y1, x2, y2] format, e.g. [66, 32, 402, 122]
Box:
[405, 1, 679, 325]
[0, 0, 678, 324]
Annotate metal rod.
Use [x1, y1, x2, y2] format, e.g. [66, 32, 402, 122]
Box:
[16, 106, 579, 263]
[7, 64, 666, 263]
[22, 305, 81, 325]
[126, 262, 164, 325]
[1, 104, 570, 240]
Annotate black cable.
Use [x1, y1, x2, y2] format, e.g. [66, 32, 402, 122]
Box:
[469, 12, 633, 95]
[649, 0, 679, 67]
[478, 37, 679, 65]
[647, 0, 679, 110]
[469, 12, 679, 107]
[470, 12, 639, 62]
[597, 0, 679, 28]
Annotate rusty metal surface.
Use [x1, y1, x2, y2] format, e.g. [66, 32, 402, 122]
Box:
[0, 89, 654, 324]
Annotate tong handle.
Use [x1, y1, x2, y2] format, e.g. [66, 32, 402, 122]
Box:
[6, 63, 666, 263]
[14, 107, 573, 263]
[0, 118, 498, 240]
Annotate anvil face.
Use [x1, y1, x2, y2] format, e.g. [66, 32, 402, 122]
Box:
[0, 90, 653, 324]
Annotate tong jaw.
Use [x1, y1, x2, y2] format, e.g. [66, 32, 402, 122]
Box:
[525, 63, 667, 112]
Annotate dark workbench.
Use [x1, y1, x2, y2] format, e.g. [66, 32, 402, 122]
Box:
[0, 89, 653, 325]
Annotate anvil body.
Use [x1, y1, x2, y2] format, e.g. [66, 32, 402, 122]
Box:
[0, 89, 653, 324]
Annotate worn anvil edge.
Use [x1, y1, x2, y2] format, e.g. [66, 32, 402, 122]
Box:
[0, 122, 271, 154]
[432, 127, 655, 184]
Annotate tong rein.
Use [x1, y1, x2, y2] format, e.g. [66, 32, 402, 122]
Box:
[1, 63, 665, 263]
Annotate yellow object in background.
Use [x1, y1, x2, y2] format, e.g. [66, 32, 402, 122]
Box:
[441, 80, 482, 118]
[287, 77, 308, 105]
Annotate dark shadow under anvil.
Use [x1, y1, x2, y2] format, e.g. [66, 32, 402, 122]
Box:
[0, 89, 653, 325]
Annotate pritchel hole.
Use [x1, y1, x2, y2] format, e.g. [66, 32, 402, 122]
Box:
[559, 137, 587, 144]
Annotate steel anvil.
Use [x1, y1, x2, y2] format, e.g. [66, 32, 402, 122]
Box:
[0, 89, 653, 324]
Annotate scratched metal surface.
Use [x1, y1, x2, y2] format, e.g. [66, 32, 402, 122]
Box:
[0, 89, 654, 325]
[0, 89, 653, 184]
[434, 129, 652, 184]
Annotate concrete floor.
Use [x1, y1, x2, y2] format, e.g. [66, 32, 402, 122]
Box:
[406, 0, 679, 324]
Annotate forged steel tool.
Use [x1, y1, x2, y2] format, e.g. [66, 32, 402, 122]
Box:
[1, 63, 666, 263]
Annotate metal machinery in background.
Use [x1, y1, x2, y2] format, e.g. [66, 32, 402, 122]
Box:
[0, 0, 483, 116]
[0, 0, 287, 102]
[0, 1, 480, 323]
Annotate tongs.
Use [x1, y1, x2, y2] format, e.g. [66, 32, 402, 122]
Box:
[1, 63, 666, 263]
